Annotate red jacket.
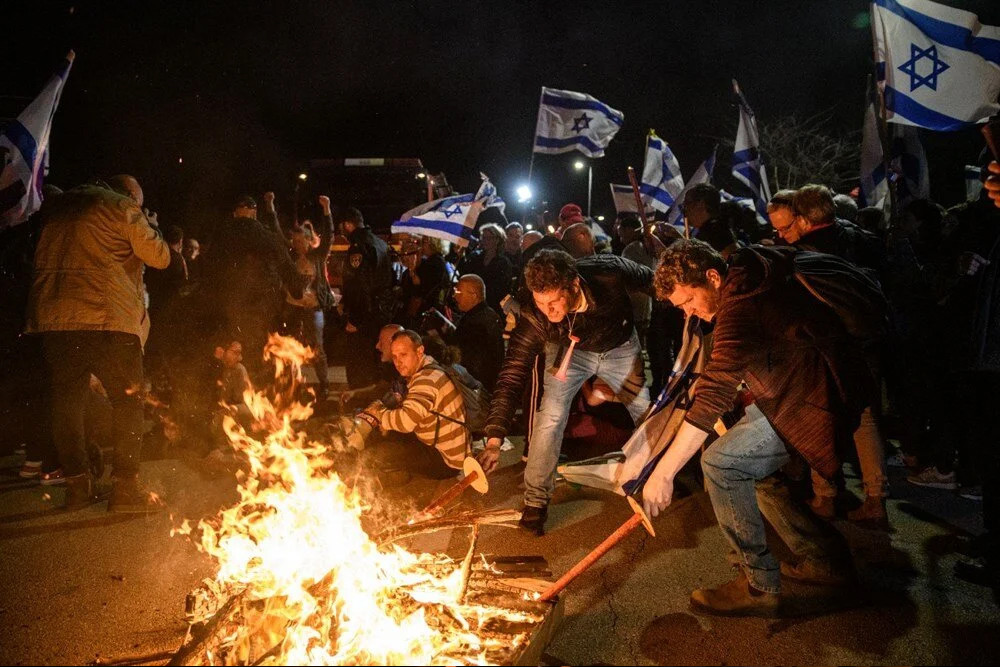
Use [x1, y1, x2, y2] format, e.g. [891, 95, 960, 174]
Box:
[685, 246, 872, 479]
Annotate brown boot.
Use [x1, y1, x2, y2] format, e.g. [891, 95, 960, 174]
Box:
[107, 474, 163, 514]
[809, 495, 836, 520]
[780, 558, 856, 587]
[847, 496, 887, 525]
[63, 473, 94, 510]
[690, 573, 780, 617]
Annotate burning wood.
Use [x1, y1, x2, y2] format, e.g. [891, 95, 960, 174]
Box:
[171, 335, 560, 666]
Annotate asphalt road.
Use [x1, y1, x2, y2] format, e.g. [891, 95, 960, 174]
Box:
[0, 430, 996, 666]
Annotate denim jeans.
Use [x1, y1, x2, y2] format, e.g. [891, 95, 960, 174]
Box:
[524, 331, 648, 507]
[702, 404, 850, 593]
[41, 331, 145, 478]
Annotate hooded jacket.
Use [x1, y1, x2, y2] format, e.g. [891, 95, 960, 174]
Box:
[685, 245, 871, 478]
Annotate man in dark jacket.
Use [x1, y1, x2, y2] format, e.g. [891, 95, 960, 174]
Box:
[642, 239, 866, 616]
[450, 274, 504, 392]
[478, 249, 652, 534]
[340, 206, 393, 388]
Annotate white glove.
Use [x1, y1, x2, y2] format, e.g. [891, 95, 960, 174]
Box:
[642, 466, 674, 518]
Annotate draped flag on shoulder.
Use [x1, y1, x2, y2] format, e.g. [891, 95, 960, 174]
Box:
[640, 130, 684, 213]
[872, 0, 1000, 131]
[666, 146, 718, 227]
[731, 79, 771, 217]
[391, 174, 503, 247]
[0, 51, 74, 229]
[533, 87, 624, 158]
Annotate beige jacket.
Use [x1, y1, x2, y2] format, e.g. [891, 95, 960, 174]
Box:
[26, 184, 170, 346]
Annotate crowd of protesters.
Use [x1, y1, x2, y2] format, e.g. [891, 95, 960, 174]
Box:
[2, 154, 1000, 612]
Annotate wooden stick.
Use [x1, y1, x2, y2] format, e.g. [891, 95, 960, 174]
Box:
[538, 498, 653, 603]
[376, 508, 522, 546]
[626, 166, 646, 221]
[408, 458, 489, 524]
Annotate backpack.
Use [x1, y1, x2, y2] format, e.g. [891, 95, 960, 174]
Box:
[792, 251, 890, 345]
[428, 361, 491, 435]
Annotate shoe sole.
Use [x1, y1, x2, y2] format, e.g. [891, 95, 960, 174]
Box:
[40, 478, 66, 486]
[19, 471, 40, 479]
[907, 480, 959, 490]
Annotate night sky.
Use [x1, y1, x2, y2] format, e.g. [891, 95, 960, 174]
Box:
[4, 0, 999, 234]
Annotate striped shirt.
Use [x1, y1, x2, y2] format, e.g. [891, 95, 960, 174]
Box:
[379, 355, 469, 469]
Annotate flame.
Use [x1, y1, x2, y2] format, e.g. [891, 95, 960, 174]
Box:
[180, 334, 532, 665]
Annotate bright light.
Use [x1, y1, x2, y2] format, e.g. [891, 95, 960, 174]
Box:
[597, 215, 605, 222]
[416, 172, 426, 179]
[298, 173, 308, 181]
[525, 224, 534, 230]
[516, 185, 533, 202]
[574, 160, 585, 171]
[547, 225, 556, 234]
[178, 157, 183, 164]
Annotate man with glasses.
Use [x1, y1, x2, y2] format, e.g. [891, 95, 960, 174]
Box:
[766, 190, 805, 243]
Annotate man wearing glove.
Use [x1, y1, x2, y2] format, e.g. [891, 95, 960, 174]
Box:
[478, 249, 652, 535]
[643, 239, 866, 617]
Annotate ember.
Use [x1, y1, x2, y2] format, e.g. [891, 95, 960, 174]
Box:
[172, 334, 557, 666]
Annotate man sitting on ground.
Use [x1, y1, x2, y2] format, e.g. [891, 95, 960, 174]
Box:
[365, 330, 470, 480]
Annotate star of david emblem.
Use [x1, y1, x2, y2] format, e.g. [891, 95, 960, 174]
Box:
[898, 43, 949, 92]
[571, 113, 592, 133]
[442, 204, 462, 218]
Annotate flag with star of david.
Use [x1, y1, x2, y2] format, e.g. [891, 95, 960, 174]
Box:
[391, 174, 503, 247]
[872, 0, 1000, 131]
[731, 79, 771, 218]
[640, 130, 685, 214]
[533, 87, 624, 158]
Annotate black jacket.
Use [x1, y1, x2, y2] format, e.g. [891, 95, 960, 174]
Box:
[452, 301, 505, 393]
[343, 226, 392, 329]
[484, 253, 653, 439]
[796, 220, 884, 273]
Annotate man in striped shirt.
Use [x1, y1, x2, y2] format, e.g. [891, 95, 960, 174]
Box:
[369, 329, 469, 478]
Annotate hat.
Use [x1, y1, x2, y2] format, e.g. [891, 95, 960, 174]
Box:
[234, 194, 257, 210]
[559, 203, 585, 225]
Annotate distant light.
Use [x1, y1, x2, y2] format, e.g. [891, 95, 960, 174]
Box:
[178, 157, 183, 164]
[416, 172, 427, 179]
[547, 225, 556, 234]
[298, 173, 308, 181]
[516, 185, 533, 202]
[596, 215, 605, 222]
[574, 160, 585, 171]
[525, 224, 534, 230]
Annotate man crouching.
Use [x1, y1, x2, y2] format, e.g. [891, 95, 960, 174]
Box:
[642, 239, 865, 616]
[364, 329, 470, 481]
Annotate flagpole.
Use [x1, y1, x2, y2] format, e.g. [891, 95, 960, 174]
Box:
[587, 165, 593, 217]
[527, 87, 545, 186]
[868, 4, 899, 232]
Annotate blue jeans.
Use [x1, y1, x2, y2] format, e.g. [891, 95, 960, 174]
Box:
[525, 332, 649, 508]
[702, 404, 849, 593]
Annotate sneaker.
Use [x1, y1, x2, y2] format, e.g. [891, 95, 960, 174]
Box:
[39, 468, 66, 486]
[518, 504, 548, 536]
[809, 495, 836, 520]
[63, 473, 95, 510]
[959, 486, 983, 502]
[907, 466, 958, 490]
[19, 460, 42, 479]
[690, 573, 780, 617]
[780, 558, 856, 587]
[954, 556, 1000, 589]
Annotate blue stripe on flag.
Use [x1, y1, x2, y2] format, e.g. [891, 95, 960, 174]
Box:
[535, 134, 605, 154]
[884, 85, 976, 130]
[540, 93, 624, 127]
[873, 0, 1000, 66]
[392, 217, 475, 240]
[2, 121, 37, 168]
[638, 184, 675, 208]
[734, 165, 762, 187]
[732, 147, 760, 164]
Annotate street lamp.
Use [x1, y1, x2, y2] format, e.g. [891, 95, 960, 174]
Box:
[597, 215, 605, 222]
[298, 173, 308, 181]
[416, 172, 426, 179]
[516, 185, 533, 203]
[574, 160, 585, 171]
[573, 161, 593, 218]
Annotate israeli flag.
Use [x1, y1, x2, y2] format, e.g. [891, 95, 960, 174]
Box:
[0, 52, 74, 229]
[888, 124, 930, 205]
[666, 146, 717, 227]
[872, 0, 1000, 131]
[731, 80, 771, 217]
[391, 174, 503, 247]
[640, 131, 685, 213]
[533, 87, 624, 158]
[860, 90, 889, 209]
